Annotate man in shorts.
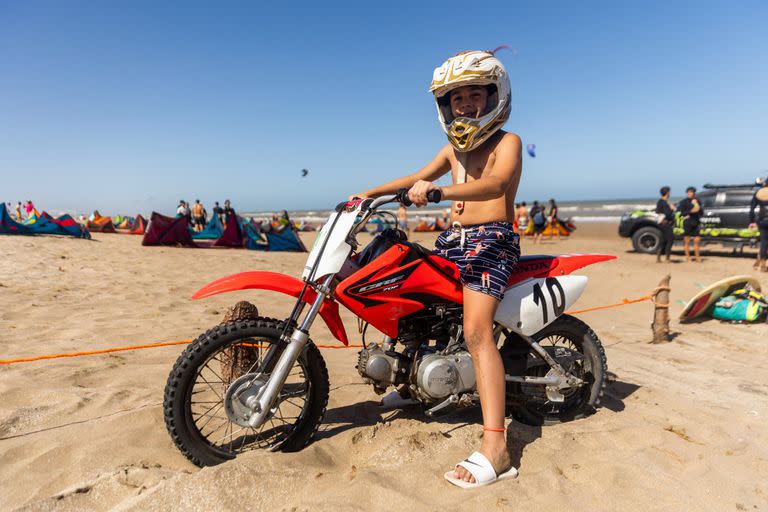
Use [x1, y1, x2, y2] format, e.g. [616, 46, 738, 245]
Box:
[678, 186, 702, 262]
[351, 49, 521, 488]
[191, 199, 205, 232]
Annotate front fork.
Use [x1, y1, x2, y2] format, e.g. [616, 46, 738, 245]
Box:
[244, 274, 335, 428]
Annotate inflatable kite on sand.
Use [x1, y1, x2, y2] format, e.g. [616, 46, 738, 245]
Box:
[87, 214, 116, 233]
[142, 212, 306, 252]
[0, 205, 90, 239]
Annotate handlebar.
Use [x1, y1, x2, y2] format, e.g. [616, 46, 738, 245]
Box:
[343, 188, 443, 213]
[395, 188, 443, 207]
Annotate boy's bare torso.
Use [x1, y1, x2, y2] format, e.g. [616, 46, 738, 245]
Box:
[446, 131, 521, 226]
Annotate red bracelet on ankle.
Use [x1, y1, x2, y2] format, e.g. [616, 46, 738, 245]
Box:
[483, 426, 506, 432]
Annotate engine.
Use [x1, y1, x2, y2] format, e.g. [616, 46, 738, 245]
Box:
[357, 343, 476, 402]
[414, 352, 475, 401]
[356, 343, 411, 393]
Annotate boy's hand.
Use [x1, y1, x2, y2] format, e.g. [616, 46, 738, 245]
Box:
[348, 193, 369, 201]
[408, 180, 441, 207]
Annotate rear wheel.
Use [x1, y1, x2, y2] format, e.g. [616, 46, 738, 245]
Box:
[631, 226, 662, 254]
[163, 318, 329, 467]
[505, 315, 607, 426]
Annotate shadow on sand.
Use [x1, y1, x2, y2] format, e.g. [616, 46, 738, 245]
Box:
[317, 372, 642, 466]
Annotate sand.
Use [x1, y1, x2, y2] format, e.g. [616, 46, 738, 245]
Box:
[1, 225, 766, 511]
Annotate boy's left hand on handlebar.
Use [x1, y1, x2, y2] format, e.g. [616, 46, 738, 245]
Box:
[408, 180, 442, 207]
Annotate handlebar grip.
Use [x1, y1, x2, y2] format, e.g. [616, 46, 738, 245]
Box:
[427, 189, 443, 204]
[396, 188, 413, 207]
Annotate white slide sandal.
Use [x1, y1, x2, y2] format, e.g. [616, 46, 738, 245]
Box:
[378, 390, 418, 409]
[443, 451, 518, 489]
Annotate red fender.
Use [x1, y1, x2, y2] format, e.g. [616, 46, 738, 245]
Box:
[192, 271, 349, 345]
[547, 254, 617, 276]
[509, 254, 616, 286]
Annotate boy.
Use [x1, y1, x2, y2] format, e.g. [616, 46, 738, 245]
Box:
[351, 50, 521, 488]
[678, 186, 702, 262]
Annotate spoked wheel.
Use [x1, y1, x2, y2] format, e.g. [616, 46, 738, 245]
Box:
[163, 318, 329, 467]
[506, 315, 607, 426]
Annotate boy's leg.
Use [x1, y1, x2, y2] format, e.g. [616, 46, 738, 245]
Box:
[451, 287, 510, 484]
[683, 236, 690, 260]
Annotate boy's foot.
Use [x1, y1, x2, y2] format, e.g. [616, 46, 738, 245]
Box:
[449, 441, 511, 485]
[445, 448, 516, 488]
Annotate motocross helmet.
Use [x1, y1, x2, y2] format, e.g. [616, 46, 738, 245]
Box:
[429, 50, 511, 152]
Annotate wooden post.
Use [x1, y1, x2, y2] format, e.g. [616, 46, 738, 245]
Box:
[651, 275, 671, 344]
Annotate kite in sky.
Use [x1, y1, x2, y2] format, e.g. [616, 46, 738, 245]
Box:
[526, 144, 536, 158]
[301, 169, 309, 177]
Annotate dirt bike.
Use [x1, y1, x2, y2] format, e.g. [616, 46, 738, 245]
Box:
[164, 190, 613, 467]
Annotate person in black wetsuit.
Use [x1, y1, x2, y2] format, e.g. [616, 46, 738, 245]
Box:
[222, 199, 235, 229]
[212, 201, 224, 225]
[749, 177, 768, 272]
[655, 186, 676, 262]
[677, 186, 703, 262]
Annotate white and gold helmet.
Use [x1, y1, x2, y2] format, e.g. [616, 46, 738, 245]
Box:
[429, 50, 511, 152]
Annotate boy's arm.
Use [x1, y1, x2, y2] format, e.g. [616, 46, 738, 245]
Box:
[441, 133, 522, 202]
[352, 146, 452, 199]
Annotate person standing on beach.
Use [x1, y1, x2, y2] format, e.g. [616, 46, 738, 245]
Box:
[397, 204, 409, 233]
[176, 200, 186, 218]
[516, 201, 528, 237]
[15, 202, 22, 220]
[749, 176, 768, 272]
[191, 199, 205, 232]
[212, 201, 224, 225]
[530, 200, 546, 244]
[24, 200, 34, 217]
[678, 186, 703, 262]
[350, 49, 521, 488]
[655, 186, 676, 262]
[547, 198, 560, 241]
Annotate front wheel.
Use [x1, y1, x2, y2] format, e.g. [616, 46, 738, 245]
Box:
[163, 318, 329, 467]
[507, 315, 607, 426]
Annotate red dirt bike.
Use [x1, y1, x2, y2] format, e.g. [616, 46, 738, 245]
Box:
[164, 191, 613, 467]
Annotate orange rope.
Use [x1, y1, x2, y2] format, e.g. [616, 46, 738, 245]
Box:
[566, 295, 651, 315]
[1, 294, 654, 366]
[0, 340, 192, 365]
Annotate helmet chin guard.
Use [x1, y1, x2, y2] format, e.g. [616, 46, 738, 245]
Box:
[430, 50, 511, 152]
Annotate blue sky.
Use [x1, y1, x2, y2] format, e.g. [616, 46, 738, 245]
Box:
[1, 2, 766, 214]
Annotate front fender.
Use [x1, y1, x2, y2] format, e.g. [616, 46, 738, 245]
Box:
[192, 271, 349, 345]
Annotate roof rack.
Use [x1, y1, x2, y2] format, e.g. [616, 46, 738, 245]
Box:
[702, 182, 761, 190]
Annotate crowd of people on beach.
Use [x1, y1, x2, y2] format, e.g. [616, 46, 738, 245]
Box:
[513, 199, 561, 244]
[175, 199, 236, 231]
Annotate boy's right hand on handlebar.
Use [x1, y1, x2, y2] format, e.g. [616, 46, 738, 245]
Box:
[408, 180, 442, 207]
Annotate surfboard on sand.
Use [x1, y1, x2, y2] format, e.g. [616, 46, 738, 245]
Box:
[679, 275, 762, 322]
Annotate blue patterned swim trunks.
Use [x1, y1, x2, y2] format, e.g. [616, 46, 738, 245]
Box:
[433, 222, 521, 301]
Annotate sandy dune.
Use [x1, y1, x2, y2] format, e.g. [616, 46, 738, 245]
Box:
[1, 226, 766, 511]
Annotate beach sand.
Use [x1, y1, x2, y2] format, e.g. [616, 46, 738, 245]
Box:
[1, 225, 766, 511]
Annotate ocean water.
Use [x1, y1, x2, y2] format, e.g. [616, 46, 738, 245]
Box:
[241, 198, 657, 228]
